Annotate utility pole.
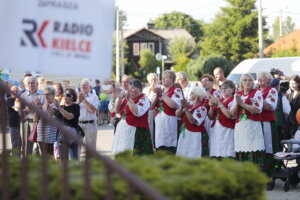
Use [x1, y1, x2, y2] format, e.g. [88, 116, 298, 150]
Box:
[258, 0, 264, 58]
[116, 7, 120, 82]
[120, 11, 125, 78]
[279, 8, 283, 38]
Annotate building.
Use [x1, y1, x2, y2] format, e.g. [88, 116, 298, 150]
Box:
[264, 29, 300, 56]
[123, 25, 194, 69]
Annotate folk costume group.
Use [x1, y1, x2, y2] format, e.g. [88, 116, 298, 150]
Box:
[111, 70, 281, 176]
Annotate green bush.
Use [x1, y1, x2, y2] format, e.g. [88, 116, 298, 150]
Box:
[0, 153, 268, 200]
[186, 55, 234, 81]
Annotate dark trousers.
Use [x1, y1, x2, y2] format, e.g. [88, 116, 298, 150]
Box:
[38, 142, 54, 155]
[10, 127, 21, 157]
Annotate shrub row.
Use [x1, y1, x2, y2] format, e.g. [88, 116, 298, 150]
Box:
[0, 152, 268, 200]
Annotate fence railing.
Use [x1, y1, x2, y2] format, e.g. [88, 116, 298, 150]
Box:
[0, 80, 169, 200]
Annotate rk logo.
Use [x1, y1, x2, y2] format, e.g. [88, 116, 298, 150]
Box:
[21, 19, 49, 48]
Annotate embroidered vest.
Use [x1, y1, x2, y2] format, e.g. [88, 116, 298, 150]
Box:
[235, 89, 261, 123]
[260, 86, 276, 122]
[125, 94, 149, 130]
[119, 99, 128, 116]
[181, 104, 206, 133]
[155, 86, 177, 116]
[212, 96, 235, 129]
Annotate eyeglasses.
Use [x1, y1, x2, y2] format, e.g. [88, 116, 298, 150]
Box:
[44, 93, 52, 96]
[64, 93, 73, 97]
[242, 79, 252, 82]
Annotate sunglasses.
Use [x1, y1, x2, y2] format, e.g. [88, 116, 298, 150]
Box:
[64, 93, 73, 97]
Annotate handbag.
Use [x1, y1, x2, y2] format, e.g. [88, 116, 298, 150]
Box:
[28, 122, 38, 142]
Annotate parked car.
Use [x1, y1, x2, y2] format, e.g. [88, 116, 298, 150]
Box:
[227, 57, 300, 85]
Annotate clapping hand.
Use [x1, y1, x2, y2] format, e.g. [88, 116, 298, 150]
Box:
[235, 94, 244, 107]
[125, 91, 131, 100]
[154, 87, 163, 97]
[78, 92, 85, 103]
[53, 99, 60, 108]
[181, 99, 189, 109]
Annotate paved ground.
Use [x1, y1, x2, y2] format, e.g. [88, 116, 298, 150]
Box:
[1, 124, 299, 199]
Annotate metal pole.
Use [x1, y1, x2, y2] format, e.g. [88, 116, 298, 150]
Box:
[120, 11, 125, 78]
[162, 58, 165, 74]
[279, 8, 283, 38]
[258, 0, 264, 58]
[116, 7, 120, 82]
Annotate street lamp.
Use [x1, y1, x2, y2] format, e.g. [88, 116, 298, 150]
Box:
[155, 53, 167, 79]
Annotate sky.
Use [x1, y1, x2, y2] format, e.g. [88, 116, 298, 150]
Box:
[116, 0, 300, 33]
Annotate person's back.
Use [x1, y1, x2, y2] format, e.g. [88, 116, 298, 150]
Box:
[93, 79, 101, 97]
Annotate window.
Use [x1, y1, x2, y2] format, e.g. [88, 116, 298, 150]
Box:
[148, 42, 155, 54]
[140, 43, 147, 51]
[133, 43, 139, 56]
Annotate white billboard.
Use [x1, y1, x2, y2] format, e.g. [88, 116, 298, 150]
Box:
[0, 0, 115, 80]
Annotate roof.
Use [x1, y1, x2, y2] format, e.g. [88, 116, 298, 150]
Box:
[123, 28, 194, 41]
[264, 29, 300, 55]
[230, 57, 300, 77]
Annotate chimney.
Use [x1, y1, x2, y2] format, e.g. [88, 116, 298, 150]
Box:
[146, 23, 155, 29]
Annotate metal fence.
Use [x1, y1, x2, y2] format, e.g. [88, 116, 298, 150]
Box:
[0, 80, 169, 200]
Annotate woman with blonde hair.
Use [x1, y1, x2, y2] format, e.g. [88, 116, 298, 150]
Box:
[231, 73, 265, 167]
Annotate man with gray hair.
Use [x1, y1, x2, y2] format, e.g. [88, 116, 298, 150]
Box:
[20, 76, 43, 155]
[77, 78, 99, 150]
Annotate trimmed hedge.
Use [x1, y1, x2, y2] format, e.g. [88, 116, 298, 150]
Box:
[0, 152, 268, 199]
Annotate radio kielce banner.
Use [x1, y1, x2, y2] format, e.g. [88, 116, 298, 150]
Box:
[0, 0, 115, 79]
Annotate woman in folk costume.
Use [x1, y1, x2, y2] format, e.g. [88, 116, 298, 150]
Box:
[200, 74, 222, 109]
[257, 72, 280, 176]
[152, 70, 183, 153]
[142, 73, 160, 148]
[111, 80, 153, 155]
[176, 86, 207, 158]
[231, 73, 265, 168]
[208, 80, 236, 158]
[200, 74, 222, 135]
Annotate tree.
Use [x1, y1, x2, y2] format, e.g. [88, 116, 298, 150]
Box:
[151, 11, 204, 41]
[186, 56, 234, 81]
[167, 37, 196, 72]
[138, 49, 161, 82]
[168, 37, 196, 59]
[271, 16, 295, 41]
[200, 0, 267, 64]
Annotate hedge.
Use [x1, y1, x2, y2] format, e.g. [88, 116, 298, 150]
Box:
[0, 152, 268, 199]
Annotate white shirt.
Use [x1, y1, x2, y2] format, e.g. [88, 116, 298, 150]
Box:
[182, 83, 192, 100]
[282, 94, 291, 118]
[20, 89, 44, 119]
[79, 93, 99, 121]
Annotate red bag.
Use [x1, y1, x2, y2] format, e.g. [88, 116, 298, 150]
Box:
[28, 122, 38, 142]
